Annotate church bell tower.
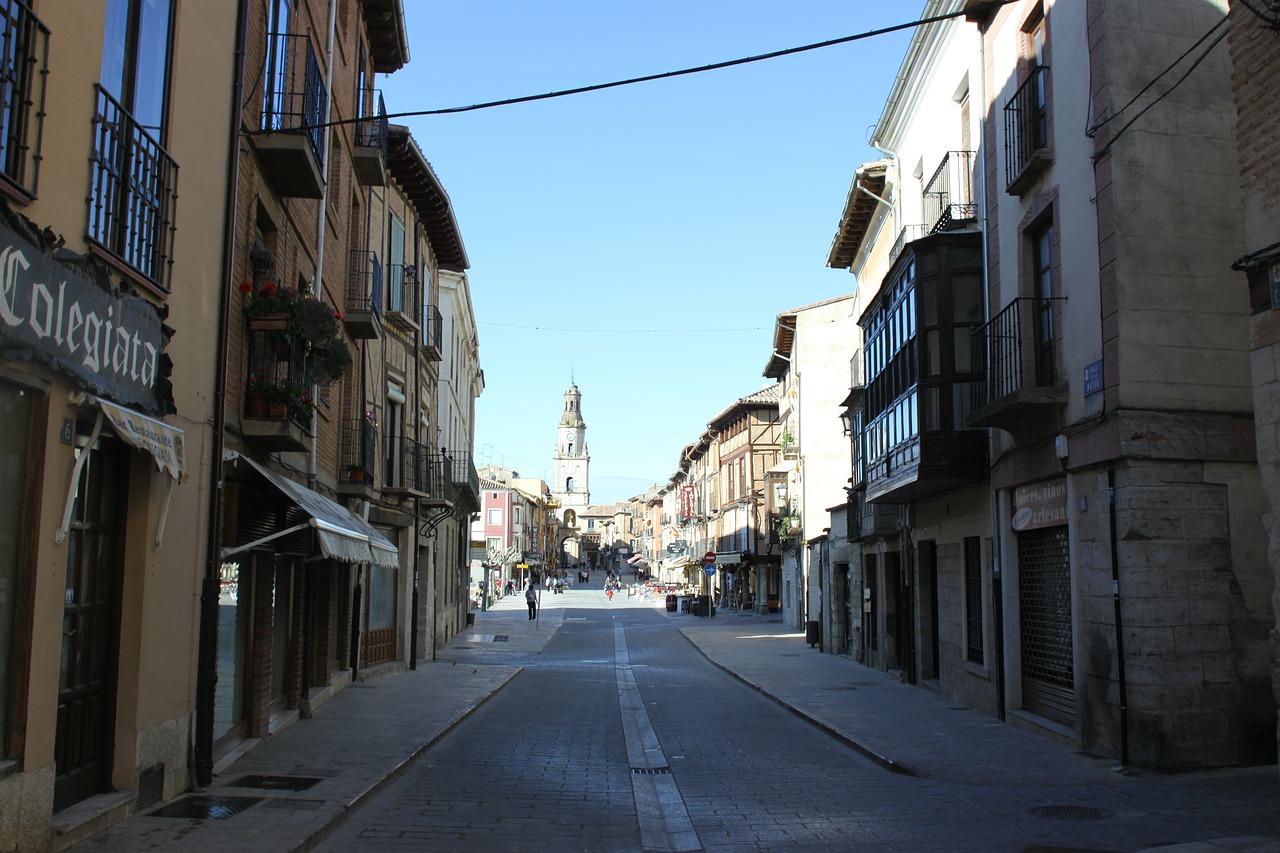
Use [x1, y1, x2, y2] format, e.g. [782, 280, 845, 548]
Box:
[551, 383, 590, 518]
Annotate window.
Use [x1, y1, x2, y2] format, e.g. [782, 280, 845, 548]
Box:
[1032, 220, 1057, 385]
[0, 3, 50, 195]
[566, 477, 574, 492]
[388, 215, 405, 313]
[487, 508, 502, 525]
[90, 0, 178, 287]
[384, 384, 404, 486]
[513, 506, 522, 524]
[964, 536, 984, 665]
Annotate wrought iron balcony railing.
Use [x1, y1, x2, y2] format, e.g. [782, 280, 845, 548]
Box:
[260, 32, 325, 168]
[347, 249, 383, 317]
[339, 416, 378, 486]
[0, 0, 49, 196]
[422, 303, 443, 359]
[87, 85, 178, 289]
[972, 295, 1066, 405]
[1004, 66, 1050, 192]
[354, 88, 387, 154]
[889, 224, 926, 268]
[923, 150, 977, 234]
[386, 263, 419, 326]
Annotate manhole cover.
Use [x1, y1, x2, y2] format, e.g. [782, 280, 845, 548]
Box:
[149, 795, 262, 820]
[228, 774, 320, 791]
[1029, 805, 1113, 821]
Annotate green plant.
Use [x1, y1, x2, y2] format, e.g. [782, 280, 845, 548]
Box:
[242, 281, 300, 316]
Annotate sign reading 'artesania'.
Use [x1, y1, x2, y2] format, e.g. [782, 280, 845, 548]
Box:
[0, 222, 165, 410]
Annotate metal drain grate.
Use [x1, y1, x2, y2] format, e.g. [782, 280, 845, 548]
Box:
[1029, 805, 1113, 821]
[492, 635, 509, 642]
[228, 774, 321, 791]
[149, 795, 262, 820]
[631, 766, 671, 775]
[261, 798, 326, 812]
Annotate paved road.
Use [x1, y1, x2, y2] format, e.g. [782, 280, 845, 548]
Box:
[315, 592, 1280, 853]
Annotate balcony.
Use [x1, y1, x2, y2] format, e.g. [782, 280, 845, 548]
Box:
[337, 417, 377, 499]
[0, 1, 49, 199]
[889, 224, 926, 268]
[421, 303, 443, 361]
[345, 250, 382, 339]
[385, 263, 419, 331]
[384, 435, 434, 499]
[923, 150, 977, 234]
[860, 231, 988, 505]
[241, 319, 313, 453]
[1005, 66, 1052, 196]
[87, 85, 178, 290]
[446, 450, 480, 513]
[252, 33, 326, 198]
[968, 296, 1067, 439]
[353, 90, 388, 186]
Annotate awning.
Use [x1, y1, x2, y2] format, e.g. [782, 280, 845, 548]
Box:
[224, 454, 399, 568]
[626, 554, 643, 564]
[767, 461, 797, 476]
[97, 396, 186, 480]
[57, 396, 186, 548]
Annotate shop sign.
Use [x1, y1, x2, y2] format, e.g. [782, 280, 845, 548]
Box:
[679, 485, 696, 520]
[1012, 478, 1068, 531]
[0, 221, 166, 410]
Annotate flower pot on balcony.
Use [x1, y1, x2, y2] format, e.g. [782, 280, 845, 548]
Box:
[246, 393, 286, 419]
[249, 313, 289, 332]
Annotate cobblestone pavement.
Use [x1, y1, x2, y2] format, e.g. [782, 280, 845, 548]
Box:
[65, 585, 1280, 853]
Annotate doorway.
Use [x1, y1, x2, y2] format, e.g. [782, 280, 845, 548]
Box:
[55, 435, 127, 811]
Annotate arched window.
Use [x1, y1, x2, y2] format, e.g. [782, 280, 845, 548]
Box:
[566, 476, 575, 492]
[567, 441, 574, 455]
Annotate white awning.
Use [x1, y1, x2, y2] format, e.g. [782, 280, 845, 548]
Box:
[766, 461, 796, 476]
[57, 397, 186, 548]
[626, 554, 643, 564]
[96, 396, 186, 480]
[225, 454, 399, 568]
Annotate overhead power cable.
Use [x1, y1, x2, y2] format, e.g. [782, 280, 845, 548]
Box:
[1086, 15, 1227, 138]
[1091, 21, 1229, 161]
[480, 321, 767, 334]
[313, 1, 1022, 129]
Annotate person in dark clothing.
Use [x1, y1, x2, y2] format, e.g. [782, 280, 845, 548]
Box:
[525, 584, 538, 620]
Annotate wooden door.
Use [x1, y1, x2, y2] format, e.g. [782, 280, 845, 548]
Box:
[55, 438, 126, 811]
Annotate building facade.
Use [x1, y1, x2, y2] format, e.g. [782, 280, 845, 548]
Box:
[1227, 0, 1280, 766]
[0, 2, 237, 847]
[827, 0, 1274, 770]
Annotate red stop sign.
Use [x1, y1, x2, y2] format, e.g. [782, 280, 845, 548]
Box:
[703, 551, 716, 564]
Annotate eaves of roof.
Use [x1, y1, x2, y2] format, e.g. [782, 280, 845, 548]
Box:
[386, 125, 469, 272]
[360, 0, 410, 73]
[826, 161, 889, 270]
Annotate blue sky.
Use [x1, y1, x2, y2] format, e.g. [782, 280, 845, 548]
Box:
[379, 2, 915, 504]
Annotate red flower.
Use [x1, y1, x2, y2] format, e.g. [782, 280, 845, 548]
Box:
[333, 309, 344, 320]
[239, 281, 252, 293]
[259, 283, 278, 298]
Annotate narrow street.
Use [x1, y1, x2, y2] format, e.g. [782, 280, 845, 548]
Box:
[309, 583, 1280, 853]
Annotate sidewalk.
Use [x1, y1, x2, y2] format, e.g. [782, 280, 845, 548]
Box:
[66, 591, 1279, 853]
[65, 596, 562, 853]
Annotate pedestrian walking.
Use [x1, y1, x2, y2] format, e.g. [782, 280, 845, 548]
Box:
[605, 587, 614, 602]
[525, 584, 537, 620]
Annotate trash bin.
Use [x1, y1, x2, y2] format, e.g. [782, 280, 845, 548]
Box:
[805, 620, 821, 647]
[690, 595, 710, 617]
[665, 594, 677, 612]
[466, 612, 475, 627]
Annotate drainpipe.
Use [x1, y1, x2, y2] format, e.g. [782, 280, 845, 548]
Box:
[194, 0, 249, 789]
[1107, 468, 1130, 765]
[973, 14, 1007, 722]
[309, 0, 338, 492]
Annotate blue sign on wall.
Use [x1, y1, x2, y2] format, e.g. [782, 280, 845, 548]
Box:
[1084, 359, 1103, 396]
